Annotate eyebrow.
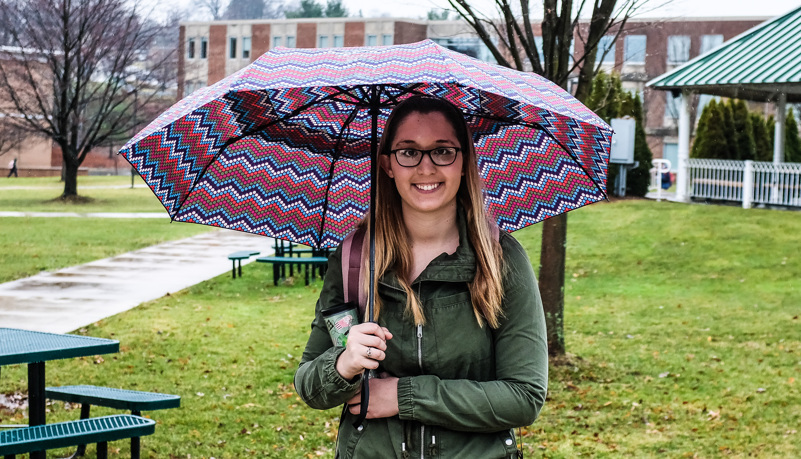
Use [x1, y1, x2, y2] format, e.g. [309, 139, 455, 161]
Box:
[393, 139, 456, 146]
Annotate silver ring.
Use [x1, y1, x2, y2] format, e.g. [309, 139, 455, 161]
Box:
[366, 347, 373, 358]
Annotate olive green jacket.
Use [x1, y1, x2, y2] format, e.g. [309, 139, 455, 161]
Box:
[295, 215, 548, 458]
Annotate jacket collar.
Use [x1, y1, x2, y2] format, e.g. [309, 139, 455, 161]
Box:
[379, 206, 477, 290]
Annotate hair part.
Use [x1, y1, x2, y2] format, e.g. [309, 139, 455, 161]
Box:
[363, 96, 505, 328]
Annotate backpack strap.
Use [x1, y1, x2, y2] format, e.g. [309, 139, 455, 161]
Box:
[341, 226, 366, 317]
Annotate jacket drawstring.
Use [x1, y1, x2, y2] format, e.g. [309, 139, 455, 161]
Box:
[401, 420, 411, 458]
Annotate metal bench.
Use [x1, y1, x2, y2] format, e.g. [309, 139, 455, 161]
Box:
[0, 414, 154, 458]
[227, 250, 260, 278]
[45, 385, 180, 459]
[256, 256, 329, 285]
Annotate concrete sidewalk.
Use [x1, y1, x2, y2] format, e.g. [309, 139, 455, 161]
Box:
[0, 229, 271, 333]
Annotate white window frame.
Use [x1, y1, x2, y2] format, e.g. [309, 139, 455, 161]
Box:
[623, 35, 646, 64]
[667, 35, 691, 65]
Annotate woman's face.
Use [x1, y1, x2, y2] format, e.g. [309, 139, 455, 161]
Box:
[383, 110, 464, 218]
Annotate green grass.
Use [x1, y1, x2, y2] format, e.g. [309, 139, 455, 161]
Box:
[0, 176, 211, 282]
[0, 199, 799, 458]
[0, 176, 166, 213]
[0, 218, 212, 282]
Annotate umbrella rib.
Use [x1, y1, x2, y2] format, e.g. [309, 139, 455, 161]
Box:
[316, 103, 362, 246]
[172, 86, 360, 216]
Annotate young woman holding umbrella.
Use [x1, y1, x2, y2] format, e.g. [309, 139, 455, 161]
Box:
[295, 96, 548, 458]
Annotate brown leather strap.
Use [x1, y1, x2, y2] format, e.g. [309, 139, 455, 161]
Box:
[342, 227, 366, 316]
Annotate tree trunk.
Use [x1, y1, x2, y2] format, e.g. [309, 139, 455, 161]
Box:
[63, 158, 79, 197]
[538, 213, 567, 356]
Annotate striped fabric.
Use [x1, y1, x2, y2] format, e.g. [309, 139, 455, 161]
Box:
[121, 40, 611, 247]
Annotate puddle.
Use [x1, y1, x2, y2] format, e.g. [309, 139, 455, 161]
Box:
[0, 392, 27, 413]
[13, 281, 102, 290]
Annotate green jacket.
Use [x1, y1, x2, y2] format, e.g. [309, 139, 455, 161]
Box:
[295, 215, 548, 458]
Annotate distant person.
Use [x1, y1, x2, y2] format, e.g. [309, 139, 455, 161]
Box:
[7, 158, 17, 178]
[661, 170, 672, 190]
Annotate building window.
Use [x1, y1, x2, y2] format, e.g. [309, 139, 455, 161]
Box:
[665, 92, 681, 121]
[273, 36, 282, 48]
[200, 37, 208, 59]
[701, 34, 723, 54]
[663, 142, 678, 170]
[624, 35, 646, 64]
[318, 35, 329, 48]
[366, 34, 377, 46]
[597, 35, 616, 64]
[187, 38, 195, 59]
[382, 34, 392, 46]
[286, 36, 295, 48]
[242, 37, 251, 59]
[667, 35, 690, 65]
[229, 37, 237, 59]
[333, 34, 344, 47]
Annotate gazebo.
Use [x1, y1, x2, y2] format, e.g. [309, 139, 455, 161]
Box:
[647, 5, 801, 203]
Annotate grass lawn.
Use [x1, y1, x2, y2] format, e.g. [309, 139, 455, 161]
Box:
[0, 199, 799, 458]
[0, 175, 166, 213]
[0, 175, 211, 282]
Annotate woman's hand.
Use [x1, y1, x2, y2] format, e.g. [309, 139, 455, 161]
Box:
[335, 322, 393, 381]
[347, 374, 400, 419]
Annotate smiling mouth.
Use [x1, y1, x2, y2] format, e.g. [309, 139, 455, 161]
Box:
[414, 183, 441, 191]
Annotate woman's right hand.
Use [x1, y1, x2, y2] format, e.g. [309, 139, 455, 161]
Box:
[335, 322, 393, 381]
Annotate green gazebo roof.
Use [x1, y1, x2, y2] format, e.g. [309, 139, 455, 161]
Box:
[647, 6, 801, 102]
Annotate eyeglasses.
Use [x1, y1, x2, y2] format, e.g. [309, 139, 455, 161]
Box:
[388, 147, 461, 167]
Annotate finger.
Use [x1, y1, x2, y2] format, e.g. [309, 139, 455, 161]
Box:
[348, 403, 361, 415]
[363, 346, 386, 361]
[381, 327, 393, 340]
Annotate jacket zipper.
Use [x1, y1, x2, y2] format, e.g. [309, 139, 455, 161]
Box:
[417, 323, 424, 458]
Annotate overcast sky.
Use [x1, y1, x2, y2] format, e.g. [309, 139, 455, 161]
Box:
[341, 0, 799, 20]
[162, 0, 800, 22]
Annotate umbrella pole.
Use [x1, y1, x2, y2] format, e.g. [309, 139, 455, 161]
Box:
[354, 86, 380, 428]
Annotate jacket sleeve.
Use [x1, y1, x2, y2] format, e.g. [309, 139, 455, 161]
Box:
[294, 246, 362, 410]
[396, 234, 549, 431]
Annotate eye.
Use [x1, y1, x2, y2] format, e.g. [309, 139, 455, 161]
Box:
[397, 149, 420, 159]
[432, 147, 456, 157]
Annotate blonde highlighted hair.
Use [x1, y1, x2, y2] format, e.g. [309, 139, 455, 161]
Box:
[361, 96, 505, 328]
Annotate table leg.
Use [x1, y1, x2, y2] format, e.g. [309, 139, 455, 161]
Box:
[238, 260, 243, 278]
[28, 361, 46, 459]
[231, 260, 236, 279]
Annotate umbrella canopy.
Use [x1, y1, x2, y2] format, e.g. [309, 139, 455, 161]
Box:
[121, 39, 611, 249]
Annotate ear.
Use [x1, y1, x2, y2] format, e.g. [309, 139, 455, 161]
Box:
[380, 155, 394, 178]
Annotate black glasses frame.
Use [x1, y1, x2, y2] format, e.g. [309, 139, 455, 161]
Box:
[387, 147, 461, 167]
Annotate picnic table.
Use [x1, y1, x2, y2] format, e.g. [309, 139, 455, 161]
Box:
[0, 327, 119, 459]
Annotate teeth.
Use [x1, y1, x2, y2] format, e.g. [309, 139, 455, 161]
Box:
[415, 183, 439, 191]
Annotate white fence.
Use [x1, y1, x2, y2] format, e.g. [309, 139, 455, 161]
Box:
[687, 159, 801, 208]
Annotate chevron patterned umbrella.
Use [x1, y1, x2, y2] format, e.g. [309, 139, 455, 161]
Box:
[121, 39, 611, 250]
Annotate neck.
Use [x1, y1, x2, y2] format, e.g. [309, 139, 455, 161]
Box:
[401, 202, 459, 247]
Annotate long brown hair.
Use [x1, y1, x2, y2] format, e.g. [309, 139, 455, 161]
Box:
[363, 96, 505, 328]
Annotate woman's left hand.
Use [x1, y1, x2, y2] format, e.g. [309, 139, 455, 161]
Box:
[347, 374, 399, 419]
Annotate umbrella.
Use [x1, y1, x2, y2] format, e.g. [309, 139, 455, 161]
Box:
[122, 38, 613, 309]
[121, 39, 612, 424]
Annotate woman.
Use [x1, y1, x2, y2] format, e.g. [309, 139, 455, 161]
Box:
[295, 96, 548, 458]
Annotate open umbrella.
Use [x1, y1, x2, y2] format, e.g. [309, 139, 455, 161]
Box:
[121, 38, 611, 317]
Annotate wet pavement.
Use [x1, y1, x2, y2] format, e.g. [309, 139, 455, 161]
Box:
[0, 229, 271, 333]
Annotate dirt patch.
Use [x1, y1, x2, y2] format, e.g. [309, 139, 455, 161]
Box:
[45, 194, 95, 204]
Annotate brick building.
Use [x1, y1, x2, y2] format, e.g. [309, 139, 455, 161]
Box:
[176, 16, 767, 169]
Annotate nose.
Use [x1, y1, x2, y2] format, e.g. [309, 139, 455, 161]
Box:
[416, 152, 437, 173]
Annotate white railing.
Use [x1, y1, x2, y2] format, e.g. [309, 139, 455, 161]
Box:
[687, 159, 801, 208]
[648, 159, 672, 201]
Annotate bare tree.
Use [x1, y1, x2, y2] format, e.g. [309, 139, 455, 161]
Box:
[194, 0, 226, 20]
[0, 0, 174, 199]
[448, 0, 649, 356]
[0, 116, 25, 158]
